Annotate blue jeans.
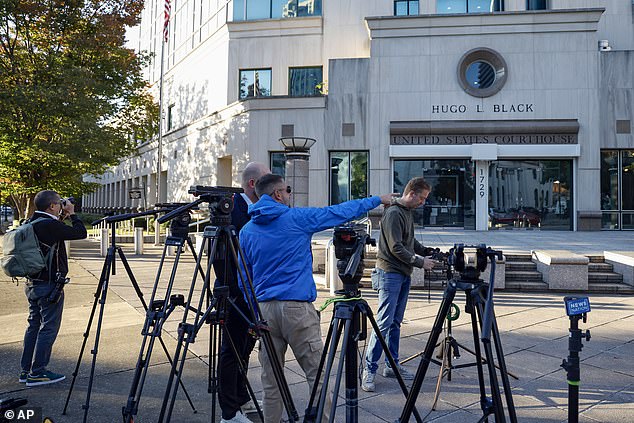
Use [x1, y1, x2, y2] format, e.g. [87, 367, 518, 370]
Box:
[20, 283, 64, 374]
[365, 271, 411, 373]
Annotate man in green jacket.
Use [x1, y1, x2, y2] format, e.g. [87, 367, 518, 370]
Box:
[362, 177, 436, 392]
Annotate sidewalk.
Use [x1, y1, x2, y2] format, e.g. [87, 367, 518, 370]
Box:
[1, 236, 633, 422]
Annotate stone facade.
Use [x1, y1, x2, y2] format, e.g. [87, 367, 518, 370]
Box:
[83, 1, 634, 232]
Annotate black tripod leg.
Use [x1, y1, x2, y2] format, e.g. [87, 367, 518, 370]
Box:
[305, 312, 337, 422]
[398, 283, 457, 423]
[364, 308, 423, 423]
[62, 246, 112, 415]
[489, 309, 518, 423]
[82, 249, 114, 423]
[473, 295, 506, 423]
[467, 293, 490, 421]
[315, 318, 346, 423]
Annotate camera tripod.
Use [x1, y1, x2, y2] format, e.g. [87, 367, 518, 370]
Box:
[305, 224, 423, 423]
[122, 207, 211, 423]
[62, 209, 197, 423]
[398, 253, 517, 423]
[305, 292, 424, 423]
[400, 303, 518, 411]
[152, 189, 299, 423]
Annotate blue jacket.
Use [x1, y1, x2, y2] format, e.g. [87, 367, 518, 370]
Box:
[239, 195, 381, 302]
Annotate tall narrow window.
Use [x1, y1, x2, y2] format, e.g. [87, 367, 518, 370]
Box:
[167, 104, 174, 131]
[394, 0, 419, 16]
[330, 151, 368, 205]
[239, 69, 272, 99]
[270, 151, 286, 178]
[289, 66, 323, 97]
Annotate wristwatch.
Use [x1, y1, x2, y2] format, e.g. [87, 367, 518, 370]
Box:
[410, 255, 417, 264]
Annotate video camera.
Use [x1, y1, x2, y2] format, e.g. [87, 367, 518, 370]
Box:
[333, 223, 376, 296]
[445, 244, 503, 281]
[188, 185, 243, 226]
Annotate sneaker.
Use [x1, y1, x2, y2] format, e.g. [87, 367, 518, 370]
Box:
[18, 371, 28, 383]
[382, 364, 414, 380]
[361, 369, 376, 392]
[25, 370, 66, 387]
[241, 398, 263, 414]
[220, 411, 254, 423]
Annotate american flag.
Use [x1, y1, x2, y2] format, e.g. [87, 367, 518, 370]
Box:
[163, 0, 171, 42]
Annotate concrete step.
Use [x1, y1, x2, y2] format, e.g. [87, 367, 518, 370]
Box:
[506, 270, 544, 282]
[588, 262, 614, 272]
[588, 272, 624, 283]
[587, 255, 604, 263]
[504, 280, 550, 291]
[587, 282, 634, 294]
[506, 261, 537, 271]
[505, 254, 533, 262]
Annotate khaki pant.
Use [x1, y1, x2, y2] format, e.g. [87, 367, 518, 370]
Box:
[258, 301, 331, 422]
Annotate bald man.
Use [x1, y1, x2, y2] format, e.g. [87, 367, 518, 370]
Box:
[215, 162, 270, 423]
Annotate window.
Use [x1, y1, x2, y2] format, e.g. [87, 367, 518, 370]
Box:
[394, 0, 419, 16]
[289, 66, 323, 97]
[437, 0, 503, 14]
[239, 69, 272, 99]
[270, 151, 286, 178]
[330, 151, 368, 205]
[394, 160, 475, 228]
[233, 0, 322, 21]
[489, 160, 572, 230]
[527, 0, 547, 10]
[167, 104, 174, 131]
[601, 150, 634, 230]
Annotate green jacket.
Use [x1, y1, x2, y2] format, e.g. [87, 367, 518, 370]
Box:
[376, 202, 426, 276]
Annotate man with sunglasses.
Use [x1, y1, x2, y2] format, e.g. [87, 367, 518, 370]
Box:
[238, 173, 395, 423]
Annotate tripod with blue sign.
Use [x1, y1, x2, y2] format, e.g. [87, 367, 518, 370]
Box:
[398, 244, 517, 423]
[562, 296, 591, 423]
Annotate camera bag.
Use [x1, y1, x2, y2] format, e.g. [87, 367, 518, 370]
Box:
[0, 217, 56, 278]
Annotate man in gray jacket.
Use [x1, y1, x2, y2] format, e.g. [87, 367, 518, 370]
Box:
[362, 177, 436, 392]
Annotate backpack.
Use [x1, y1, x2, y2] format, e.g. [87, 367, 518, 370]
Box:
[1, 218, 56, 278]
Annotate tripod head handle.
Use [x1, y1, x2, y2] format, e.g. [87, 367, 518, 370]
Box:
[91, 208, 165, 226]
[157, 198, 204, 224]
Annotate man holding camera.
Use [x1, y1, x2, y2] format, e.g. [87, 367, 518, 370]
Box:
[362, 177, 435, 392]
[238, 173, 394, 423]
[19, 190, 87, 387]
[214, 161, 270, 423]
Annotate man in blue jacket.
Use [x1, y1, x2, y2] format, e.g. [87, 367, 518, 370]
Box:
[239, 173, 394, 423]
[214, 162, 269, 423]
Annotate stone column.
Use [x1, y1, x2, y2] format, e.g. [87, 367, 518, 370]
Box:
[475, 160, 490, 231]
[280, 137, 316, 208]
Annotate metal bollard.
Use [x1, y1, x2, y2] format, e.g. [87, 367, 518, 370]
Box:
[154, 219, 161, 246]
[65, 240, 71, 259]
[100, 228, 108, 256]
[134, 227, 144, 255]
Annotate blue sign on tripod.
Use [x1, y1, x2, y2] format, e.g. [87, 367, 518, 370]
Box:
[564, 296, 591, 316]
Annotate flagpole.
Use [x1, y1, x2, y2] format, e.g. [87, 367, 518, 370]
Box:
[155, 0, 169, 245]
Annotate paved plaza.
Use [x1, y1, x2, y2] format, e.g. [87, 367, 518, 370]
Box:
[1, 231, 633, 422]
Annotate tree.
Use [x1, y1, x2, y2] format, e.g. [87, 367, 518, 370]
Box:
[0, 0, 158, 219]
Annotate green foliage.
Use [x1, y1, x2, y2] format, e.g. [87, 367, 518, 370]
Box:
[0, 0, 158, 218]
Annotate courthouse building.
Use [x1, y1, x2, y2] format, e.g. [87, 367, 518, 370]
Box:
[83, 0, 634, 231]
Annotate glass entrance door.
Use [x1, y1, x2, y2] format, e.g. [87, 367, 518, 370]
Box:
[393, 159, 475, 228]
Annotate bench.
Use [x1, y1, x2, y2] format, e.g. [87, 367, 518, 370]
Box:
[532, 250, 588, 290]
[604, 251, 634, 286]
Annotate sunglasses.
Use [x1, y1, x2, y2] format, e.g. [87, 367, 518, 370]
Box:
[271, 185, 292, 196]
